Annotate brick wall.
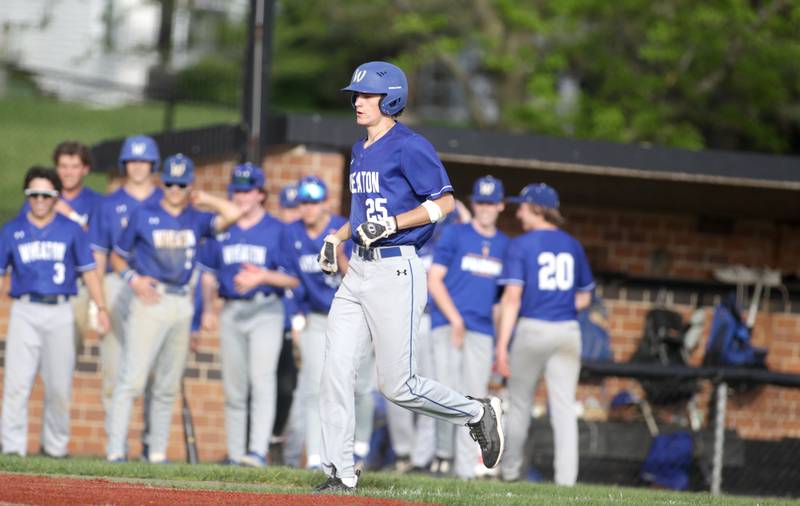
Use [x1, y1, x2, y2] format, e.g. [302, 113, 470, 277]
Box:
[1, 147, 799, 461]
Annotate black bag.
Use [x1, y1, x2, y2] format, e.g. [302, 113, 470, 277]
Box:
[631, 308, 698, 405]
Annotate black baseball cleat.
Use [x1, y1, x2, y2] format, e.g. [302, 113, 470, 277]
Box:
[314, 469, 359, 493]
[466, 396, 505, 469]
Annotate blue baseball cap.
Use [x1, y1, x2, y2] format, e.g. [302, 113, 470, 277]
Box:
[610, 390, 638, 409]
[507, 183, 560, 209]
[279, 184, 299, 209]
[471, 175, 505, 203]
[296, 175, 328, 203]
[228, 162, 265, 193]
[161, 154, 194, 185]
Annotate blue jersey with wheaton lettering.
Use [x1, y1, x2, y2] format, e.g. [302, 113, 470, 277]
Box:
[114, 203, 215, 287]
[284, 215, 351, 313]
[431, 223, 509, 336]
[89, 187, 164, 254]
[499, 229, 595, 322]
[0, 213, 95, 297]
[198, 214, 293, 300]
[348, 122, 453, 249]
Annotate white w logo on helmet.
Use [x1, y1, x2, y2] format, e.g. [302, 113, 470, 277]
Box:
[170, 162, 186, 177]
[131, 143, 146, 156]
[352, 70, 367, 83]
[479, 181, 496, 195]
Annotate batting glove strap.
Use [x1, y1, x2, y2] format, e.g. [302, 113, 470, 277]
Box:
[318, 234, 341, 274]
[356, 216, 398, 248]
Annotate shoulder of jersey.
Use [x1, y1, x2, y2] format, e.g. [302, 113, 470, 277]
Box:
[54, 213, 84, 232]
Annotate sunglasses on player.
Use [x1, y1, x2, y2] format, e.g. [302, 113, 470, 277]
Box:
[164, 182, 188, 189]
[24, 189, 59, 200]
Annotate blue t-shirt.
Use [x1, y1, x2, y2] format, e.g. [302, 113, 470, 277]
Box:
[431, 223, 509, 336]
[89, 187, 164, 268]
[348, 122, 453, 249]
[499, 229, 595, 322]
[198, 214, 294, 300]
[21, 187, 103, 229]
[283, 215, 351, 313]
[114, 203, 215, 287]
[0, 213, 95, 297]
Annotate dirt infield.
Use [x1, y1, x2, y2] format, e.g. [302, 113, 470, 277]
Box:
[0, 473, 435, 506]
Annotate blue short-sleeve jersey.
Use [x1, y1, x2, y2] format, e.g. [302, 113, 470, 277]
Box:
[197, 214, 293, 300]
[499, 229, 595, 322]
[0, 213, 96, 297]
[114, 202, 215, 287]
[284, 215, 351, 313]
[430, 223, 510, 336]
[348, 122, 453, 249]
[89, 187, 164, 260]
[21, 187, 103, 229]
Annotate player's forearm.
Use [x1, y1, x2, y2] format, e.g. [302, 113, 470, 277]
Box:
[93, 251, 107, 277]
[109, 252, 130, 275]
[496, 287, 522, 353]
[82, 269, 107, 309]
[576, 290, 592, 311]
[333, 222, 352, 243]
[208, 194, 244, 232]
[395, 194, 454, 230]
[262, 270, 300, 289]
[200, 271, 217, 309]
[428, 270, 462, 326]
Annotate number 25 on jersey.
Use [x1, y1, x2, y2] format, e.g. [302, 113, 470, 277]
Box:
[538, 252, 573, 290]
[365, 197, 388, 222]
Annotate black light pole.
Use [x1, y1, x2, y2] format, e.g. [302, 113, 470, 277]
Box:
[241, 0, 275, 164]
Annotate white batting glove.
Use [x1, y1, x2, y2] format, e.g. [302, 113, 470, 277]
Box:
[318, 234, 341, 274]
[356, 216, 397, 248]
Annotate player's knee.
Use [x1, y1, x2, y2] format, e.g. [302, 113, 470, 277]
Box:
[378, 380, 410, 405]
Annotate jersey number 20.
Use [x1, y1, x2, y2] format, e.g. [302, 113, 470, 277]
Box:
[538, 252, 573, 291]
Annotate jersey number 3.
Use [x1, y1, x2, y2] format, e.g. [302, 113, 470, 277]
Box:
[538, 252, 573, 291]
[52, 262, 65, 285]
[365, 197, 388, 222]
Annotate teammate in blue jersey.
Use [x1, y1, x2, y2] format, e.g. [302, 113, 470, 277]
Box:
[315, 61, 504, 492]
[0, 167, 109, 457]
[89, 135, 164, 446]
[20, 142, 104, 351]
[496, 183, 595, 486]
[428, 175, 510, 479]
[282, 176, 374, 472]
[106, 154, 242, 463]
[198, 163, 299, 467]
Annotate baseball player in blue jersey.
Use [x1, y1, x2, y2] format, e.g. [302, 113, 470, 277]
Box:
[198, 163, 299, 467]
[282, 176, 375, 472]
[89, 135, 164, 443]
[106, 154, 242, 463]
[21, 142, 104, 351]
[315, 61, 504, 492]
[496, 183, 595, 486]
[428, 175, 510, 479]
[0, 167, 109, 457]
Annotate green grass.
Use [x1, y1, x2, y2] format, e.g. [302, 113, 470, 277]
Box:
[0, 96, 238, 221]
[0, 455, 795, 505]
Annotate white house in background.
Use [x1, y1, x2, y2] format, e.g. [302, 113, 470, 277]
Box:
[0, 0, 246, 106]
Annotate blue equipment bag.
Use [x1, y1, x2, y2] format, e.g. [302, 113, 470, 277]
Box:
[703, 293, 767, 368]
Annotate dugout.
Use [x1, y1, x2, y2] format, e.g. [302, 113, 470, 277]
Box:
[86, 113, 800, 496]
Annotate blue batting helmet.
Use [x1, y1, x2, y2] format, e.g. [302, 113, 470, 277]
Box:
[296, 175, 328, 203]
[161, 154, 195, 186]
[341, 61, 408, 116]
[118, 135, 160, 174]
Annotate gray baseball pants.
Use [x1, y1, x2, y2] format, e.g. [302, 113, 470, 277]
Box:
[289, 312, 374, 468]
[1, 299, 74, 456]
[431, 325, 494, 478]
[500, 317, 581, 485]
[385, 313, 436, 467]
[219, 294, 284, 462]
[107, 290, 192, 460]
[320, 247, 482, 482]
